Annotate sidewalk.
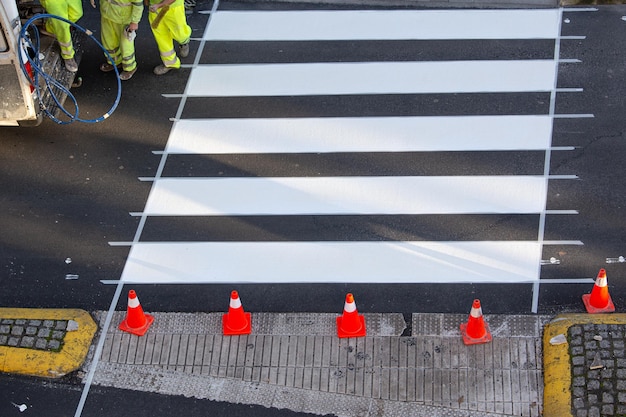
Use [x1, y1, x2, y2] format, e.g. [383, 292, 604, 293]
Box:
[89, 310, 546, 417]
[3, 308, 626, 416]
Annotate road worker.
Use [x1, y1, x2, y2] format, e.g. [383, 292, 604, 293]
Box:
[148, 0, 191, 75]
[40, 0, 83, 72]
[91, 0, 143, 80]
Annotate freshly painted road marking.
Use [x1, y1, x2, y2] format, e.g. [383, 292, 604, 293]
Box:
[187, 61, 557, 97]
[166, 115, 553, 154]
[143, 176, 547, 216]
[204, 9, 561, 41]
[120, 241, 542, 284]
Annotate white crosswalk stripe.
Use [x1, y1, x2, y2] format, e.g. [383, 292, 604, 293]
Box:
[187, 61, 557, 96]
[118, 6, 582, 291]
[203, 9, 561, 40]
[166, 116, 554, 153]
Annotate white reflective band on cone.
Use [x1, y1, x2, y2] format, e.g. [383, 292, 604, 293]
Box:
[128, 296, 140, 308]
[596, 277, 607, 287]
[470, 307, 482, 318]
[230, 297, 242, 309]
[344, 302, 356, 313]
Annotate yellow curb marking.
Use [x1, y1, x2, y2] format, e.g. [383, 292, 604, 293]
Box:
[0, 308, 97, 378]
[543, 313, 626, 417]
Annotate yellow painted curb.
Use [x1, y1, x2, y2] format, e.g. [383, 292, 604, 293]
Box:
[543, 313, 626, 417]
[0, 308, 97, 378]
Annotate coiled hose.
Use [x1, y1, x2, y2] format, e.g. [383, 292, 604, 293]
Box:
[18, 13, 121, 124]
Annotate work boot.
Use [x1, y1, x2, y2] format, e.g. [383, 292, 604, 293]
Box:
[119, 67, 137, 81]
[64, 57, 78, 73]
[179, 42, 190, 58]
[100, 62, 122, 72]
[153, 64, 174, 75]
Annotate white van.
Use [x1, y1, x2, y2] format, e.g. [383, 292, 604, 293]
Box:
[0, 0, 80, 126]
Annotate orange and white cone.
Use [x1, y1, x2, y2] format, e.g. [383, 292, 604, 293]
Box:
[222, 290, 251, 335]
[460, 299, 492, 345]
[583, 268, 615, 313]
[336, 293, 366, 338]
[119, 289, 154, 336]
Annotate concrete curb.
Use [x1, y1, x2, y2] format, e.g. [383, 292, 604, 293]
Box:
[0, 308, 97, 378]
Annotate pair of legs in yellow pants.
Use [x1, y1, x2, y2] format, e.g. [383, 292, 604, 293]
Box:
[100, 17, 138, 80]
[40, 0, 83, 72]
[148, 4, 191, 75]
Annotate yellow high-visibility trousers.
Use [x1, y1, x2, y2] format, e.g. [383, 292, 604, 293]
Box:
[40, 0, 83, 59]
[101, 17, 137, 72]
[149, 5, 191, 69]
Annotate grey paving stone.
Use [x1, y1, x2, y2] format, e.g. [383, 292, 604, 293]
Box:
[47, 340, 61, 351]
[20, 336, 35, 348]
[601, 404, 614, 415]
[10, 326, 24, 336]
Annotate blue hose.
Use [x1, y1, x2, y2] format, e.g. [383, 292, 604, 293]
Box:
[18, 13, 122, 124]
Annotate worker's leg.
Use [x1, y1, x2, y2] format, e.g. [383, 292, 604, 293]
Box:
[41, 0, 74, 59]
[119, 30, 138, 72]
[149, 11, 179, 69]
[168, 5, 191, 47]
[100, 17, 122, 67]
[67, 0, 83, 23]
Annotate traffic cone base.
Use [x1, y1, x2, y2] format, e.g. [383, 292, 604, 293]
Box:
[583, 293, 615, 314]
[460, 321, 492, 345]
[336, 314, 366, 338]
[583, 269, 616, 314]
[223, 311, 252, 335]
[119, 313, 154, 336]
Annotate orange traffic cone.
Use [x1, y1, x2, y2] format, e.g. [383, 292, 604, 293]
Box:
[119, 289, 154, 336]
[460, 299, 492, 345]
[583, 269, 615, 313]
[222, 290, 251, 335]
[336, 293, 366, 338]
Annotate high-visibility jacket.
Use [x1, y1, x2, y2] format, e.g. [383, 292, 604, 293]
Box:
[100, 0, 143, 25]
[40, 0, 83, 59]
